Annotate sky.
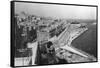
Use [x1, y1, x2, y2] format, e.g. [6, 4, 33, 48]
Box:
[15, 2, 97, 20]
